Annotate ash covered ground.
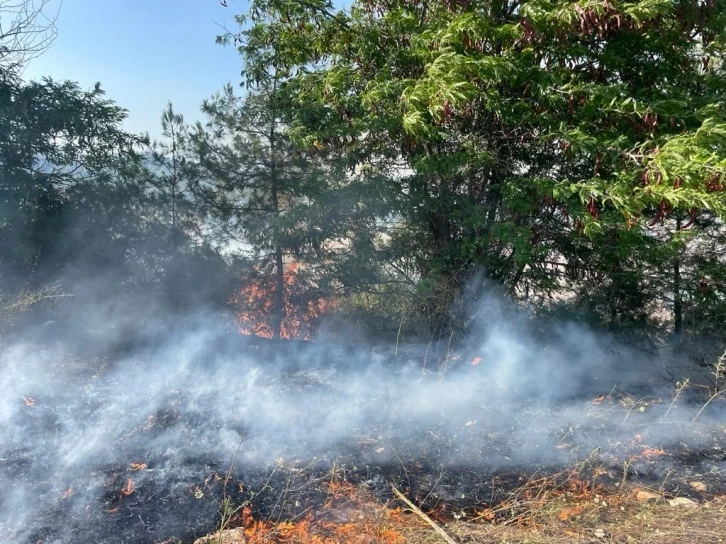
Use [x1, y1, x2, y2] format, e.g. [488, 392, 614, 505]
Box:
[1, 316, 725, 543]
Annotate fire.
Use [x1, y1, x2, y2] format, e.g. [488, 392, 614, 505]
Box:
[557, 505, 583, 521]
[121, 478, 135, 496]
[231, 261, 336, 340]
[326, 480, 357, 497]
[237, 481, 407, 544]
[473, 506, 496, 522]
[639, 447, 666, 458]
[241, 514, 406, 544]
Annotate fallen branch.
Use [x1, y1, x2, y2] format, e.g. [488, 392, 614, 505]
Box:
[391, 485, 458, 544]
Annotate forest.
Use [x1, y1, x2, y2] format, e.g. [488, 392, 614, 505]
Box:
[2, 2, 726, 543]
[2, 0, 725, 355]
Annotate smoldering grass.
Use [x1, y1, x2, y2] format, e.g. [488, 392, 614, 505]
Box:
[1, 296, 725, 542]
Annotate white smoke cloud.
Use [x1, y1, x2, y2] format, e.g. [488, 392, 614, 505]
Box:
[0, 295, 723, 543]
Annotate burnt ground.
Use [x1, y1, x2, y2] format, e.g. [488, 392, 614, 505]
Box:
[1, 340, 725, 544]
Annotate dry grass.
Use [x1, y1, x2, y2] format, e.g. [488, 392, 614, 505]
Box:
[0, 282, 65, 315]
[195, 466, 726, 544]
[211, 492, 726, 544]
[0, 282, 68, 336]
[395, 454, 726, 544]
[402, 496, 726, 543]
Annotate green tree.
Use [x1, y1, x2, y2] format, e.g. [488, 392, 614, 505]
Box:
[142, 103, 207, 310]
[0, 74, 237, 329]
[226, 0, 726, 338]
[0, 3, 239, 330]
[192, 78, 341, 338]
[0, 75, 136, 290]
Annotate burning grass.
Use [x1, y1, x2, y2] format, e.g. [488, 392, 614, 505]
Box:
[190, 399, 726, 544]
[233, 481, 408, 544]
[192, 466, 726, 544]
[2, 339, 726, 544]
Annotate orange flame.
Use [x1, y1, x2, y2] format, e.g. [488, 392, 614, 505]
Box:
[239, 482, 407, 544]
[121, 478, 135, 496]
[231, 261, 336, 340]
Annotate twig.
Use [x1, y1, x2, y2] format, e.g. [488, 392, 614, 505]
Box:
[223, 434, 245, 500]
[692, 389, 724, 423]
[389, 442, 410, 490]
[422, 333, 434, 376]
[692, 351, 725, 423]
[664, 378, 689, 420]
[391, 485, 458, 544]
[438, 330, 455, 381]
[620, 395, 650, 429]
[420, 469, 446, 509]
[620, 455, 635, 491]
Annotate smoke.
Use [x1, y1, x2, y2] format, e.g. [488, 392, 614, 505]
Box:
[0, 295, 723, 543]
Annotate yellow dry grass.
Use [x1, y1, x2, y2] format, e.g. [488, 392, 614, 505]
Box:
[401, 496, 726, 544]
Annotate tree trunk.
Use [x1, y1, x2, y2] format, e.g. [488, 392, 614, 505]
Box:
[269, 77, 285, 340]
[169, 123, 179, 313]
[273, 244, 284, 339]
[673, 216, 682, 337]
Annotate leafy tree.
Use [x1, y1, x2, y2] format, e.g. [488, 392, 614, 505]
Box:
[0, 73, 237, 333]
[0, 2, 250, 335]
[192, 80, 292, 338]
[0, 75, 137, 291]
[226, 0, 726, 339]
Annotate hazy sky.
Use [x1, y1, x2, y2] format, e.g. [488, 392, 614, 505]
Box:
[23, 0, 247, 139]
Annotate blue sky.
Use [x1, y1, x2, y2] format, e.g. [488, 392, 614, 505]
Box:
[23, 0, 248, 139]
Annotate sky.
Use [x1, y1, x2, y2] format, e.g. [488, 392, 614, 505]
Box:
[22, 0, 248, 139]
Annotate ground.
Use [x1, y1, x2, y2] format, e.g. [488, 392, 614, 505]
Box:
[193, 479, 726, 544]
[2, 340, 724, 543]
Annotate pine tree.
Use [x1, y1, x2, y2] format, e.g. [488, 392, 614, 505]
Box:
[192, 78, 322, 338]
[145, 103, 205, 310]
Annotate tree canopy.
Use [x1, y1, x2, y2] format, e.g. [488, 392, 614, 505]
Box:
[223, 0, 725, 340]
[1, 0, 725, 352]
